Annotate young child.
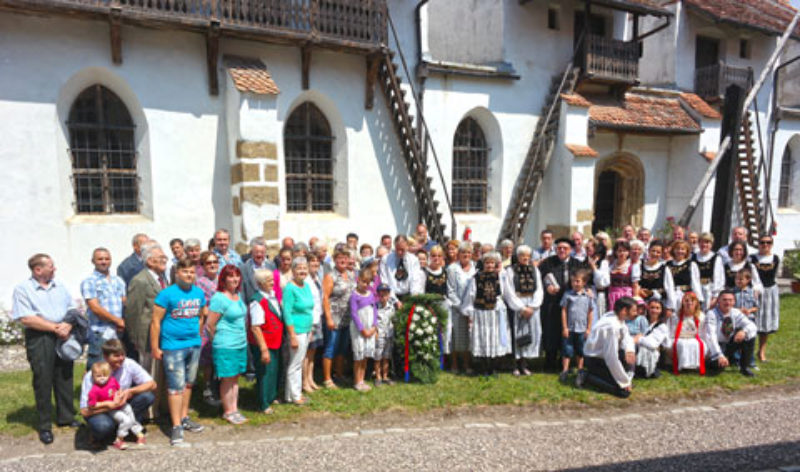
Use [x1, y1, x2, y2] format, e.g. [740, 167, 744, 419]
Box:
[733, 270, 759, 369]
[349, 269, 378, 392]
[374, 283, 395, 386]
[559, 270, 593, 382]
[87, 361, 145, 450]
[460, 252, 509, 377]
[625, 297, 650, 339]
[635, 299, 669, 379]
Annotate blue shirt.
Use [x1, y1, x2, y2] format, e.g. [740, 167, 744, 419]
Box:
[214, 249, 242, 269]
[208, 292, 247, 350]
[80, 270, 126, 333]
[12, 278, 75, 323]
[154, 284, 204, 350]
[625, 314, 649, 336]
[282, 282, 314, 334]
[116, 252, 144, 286]
[560, 289, 592, 332]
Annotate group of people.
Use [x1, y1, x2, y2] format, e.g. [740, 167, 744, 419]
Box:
[11, 222, 782, 448]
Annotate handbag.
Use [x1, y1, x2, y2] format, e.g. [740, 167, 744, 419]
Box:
[515, 315, 533, 347]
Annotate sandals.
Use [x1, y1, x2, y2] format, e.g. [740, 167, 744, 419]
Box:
[223, 411, 248, 425]
[262, 407, 275, 415]
[354, 382, 372, 392]
[323, 379, 339, 389]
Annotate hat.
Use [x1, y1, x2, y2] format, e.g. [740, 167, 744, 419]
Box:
[376, 283, 391, 292]
[633, 296, 646, 306]
[56, 335, 84, 362]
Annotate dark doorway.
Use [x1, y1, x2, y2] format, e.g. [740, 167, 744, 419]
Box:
[695, 35, 720, 69]
[574, 11, 606, 46]
[593, 170, 617, 234]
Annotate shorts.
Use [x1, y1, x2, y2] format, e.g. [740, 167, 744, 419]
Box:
[322, 325, 351, 359]
[212, 346, 247, 378]
[561, 332, 585, 359]
[163, 346, 201, 394]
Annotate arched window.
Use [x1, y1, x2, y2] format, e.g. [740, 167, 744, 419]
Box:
[283, 102, 334, 212]
[452, 117, 488, 213]
[779, 147, 793, 208]
[68, 85, 137, 214]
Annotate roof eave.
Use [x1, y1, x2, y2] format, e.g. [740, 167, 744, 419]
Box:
[591, 0, 673, 18]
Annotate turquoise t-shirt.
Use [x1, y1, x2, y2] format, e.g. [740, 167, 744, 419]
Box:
[208, 292, 248, 350]
[282, 282, 314, 334]
[154, 284, 204, 350]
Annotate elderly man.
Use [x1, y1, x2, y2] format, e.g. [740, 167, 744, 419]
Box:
[379, 235, 423, 305]
[241, 237, 276, 306]
[12, 254, 79, 444]
[717, 226, 756, 264]
[81, 247, 126, 370]
[571, 231, 587, 261]
[213, 229, 242, 269]
[117, 233, 149, 285]
[621, 224, 636, 242]
[125, 242, 168, 419]
[80, 339, 156, 445]
[415, 223, 438, 252]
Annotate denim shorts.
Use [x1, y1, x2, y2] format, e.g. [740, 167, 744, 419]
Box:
[163, 346, 201, 394]
[561, 332, 586, 359]
[322, 325, 351, 359]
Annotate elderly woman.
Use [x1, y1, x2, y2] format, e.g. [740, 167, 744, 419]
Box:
[282, 257, 314, 405]
[248, 270, 283, 414]
[446, 242, 476, 373]
[502, 245, 543, 376]
[206, 265, 247, 424]
[321, 248, 356, 388]
[498, 239, 515, 268]
[303, 253, 324, 393]
[195, 251, 221, 407]
[184, 238, 205, 278]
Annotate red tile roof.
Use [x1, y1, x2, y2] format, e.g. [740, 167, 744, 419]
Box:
[566, 144, 599, 157]
[683, 0, 800, 37]
[587, 92, 702, 133]
[680, 93, 722, 119]
[223, 55, 280, 95]
[561, 93, 592, 108]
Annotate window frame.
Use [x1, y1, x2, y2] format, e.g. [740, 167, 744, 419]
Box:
[283, 102, 335, 213]
[452, 117, 489, 213]
[779, 146, 793, 208]
[67, 85, 138, 215]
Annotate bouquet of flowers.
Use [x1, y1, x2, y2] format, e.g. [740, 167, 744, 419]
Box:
[393, 294, 448, 384]
[0, 308, 24, 345]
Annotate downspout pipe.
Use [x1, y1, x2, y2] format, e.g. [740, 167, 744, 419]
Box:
[415, 0, 430, 162]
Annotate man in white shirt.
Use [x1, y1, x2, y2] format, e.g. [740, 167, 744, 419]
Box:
[577, 297, 637, 398]
[379, 235, 422, 306]
[705, 290, 758, 377]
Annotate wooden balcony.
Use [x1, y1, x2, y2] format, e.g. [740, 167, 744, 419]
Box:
[0, 0, 387, 52]
[580, 34, 639, 84]
[694, 62, 753, 100]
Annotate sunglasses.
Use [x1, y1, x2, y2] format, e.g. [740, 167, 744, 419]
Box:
[205, 260, 219, 265]
[759, 241, 773, 245]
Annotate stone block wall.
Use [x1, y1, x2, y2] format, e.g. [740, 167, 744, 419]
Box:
[231, 140, 281, 255]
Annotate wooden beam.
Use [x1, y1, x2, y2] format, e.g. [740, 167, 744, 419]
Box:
[109, 6, 122, 65]
[206, 21, 220, 96]
[301, 46, 311, 90]
[365, 54, 379, 109]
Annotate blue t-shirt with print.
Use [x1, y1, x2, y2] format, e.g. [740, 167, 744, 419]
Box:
[154, 284, 204, 350]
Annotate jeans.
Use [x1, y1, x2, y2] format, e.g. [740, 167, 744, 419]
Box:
[561, 332, 586, 359]
[85, 391, 155, 441]
[163, 346, 201, 394]
[322, 325, 351, 360]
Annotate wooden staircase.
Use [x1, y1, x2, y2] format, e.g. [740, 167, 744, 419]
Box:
[378, 51, 447, 242]
[735, 111, 765, 245]
[497, 63, 580, 244]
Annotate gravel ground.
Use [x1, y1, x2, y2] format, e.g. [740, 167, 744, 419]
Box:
[2, 385, 799, 471]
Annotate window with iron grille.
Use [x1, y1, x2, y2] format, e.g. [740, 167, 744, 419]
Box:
[284, 102, 335, 212]
[452, 117, 488, 213]
[67, 85, 138, 214]
[779, 147, 793, 208]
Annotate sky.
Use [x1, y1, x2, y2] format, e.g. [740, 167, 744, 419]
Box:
[794, 0, 800, 9]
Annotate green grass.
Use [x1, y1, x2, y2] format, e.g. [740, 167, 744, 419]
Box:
[2, 295, 799, 436]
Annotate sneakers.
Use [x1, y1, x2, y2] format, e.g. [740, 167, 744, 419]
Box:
[181, 416, 205, 433]
[203, 388, 221, 407]
[512, 369, 521, 377]
[135, 435, 146, 446]
[558, 371, 569, 383]
[112, 438, 128, 450]
[354, 382, 372, 392]
[169, 426, 184, 446]
[521, 368, 532, 376]
[575, 369, 587, 388]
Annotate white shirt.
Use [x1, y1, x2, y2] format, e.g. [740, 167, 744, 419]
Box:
[704, 307, 757, 360]
[583, 312, 635, 388]
[501, 265, 543, 312]
[379, 251, 422, 299]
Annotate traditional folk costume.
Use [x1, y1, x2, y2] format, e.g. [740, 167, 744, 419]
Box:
[635, 319, 669, 378]
[607, 260, 640, 310]
[423, 266, 450, 353]
[446, 262, 476, 354]
[750, 254, 780, 334]
[639, 260, 675, 309]
[460, 271, 510, 359]
[667, 258, 704, 309]
[590, 259, 610, 319]
[502, 264, 543, 360]
[667, 309, 711, 374]
[718, 259, 763, 293]
[692, 251, 724, 311]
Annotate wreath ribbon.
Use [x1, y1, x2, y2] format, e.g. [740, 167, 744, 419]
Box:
[404, 304, 416, 382]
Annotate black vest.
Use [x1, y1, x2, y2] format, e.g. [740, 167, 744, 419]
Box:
[424, 268, 448, 296]
[668, 260, 692, 290]
[692, 253, 717, 284]
[474, 271, 500, 310]
[513, 264, 537, 296]
[724, 261, 752, 289]
[750, 255, 779, 288]
[640, 263, 666, 295]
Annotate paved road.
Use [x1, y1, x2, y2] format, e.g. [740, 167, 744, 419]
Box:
[2, 388, 800, 471]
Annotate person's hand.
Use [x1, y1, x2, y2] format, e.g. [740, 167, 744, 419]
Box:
[152, 347, 163, 361]
[623, 385, 632, 392]
[361, 328, 370, 338]
[116, 318, 126, 332]
[261, 350, 271, 364]
[717, 355, 729, 368]
[562, 328, 569, 338]
[326, 318, 335, 331]
[546, 285, 558, 295]
[734, 330, 746, 343]
[625, 351, 635, 366]
[523, 307, 533, 319]
[587, 288, 596, 299]
[53, 322, 72, 340]
[633, 334, 643, 344]
[395, 301, 403, 310]
[290, 335, 299, 349]
[116, 389, 131, 407]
